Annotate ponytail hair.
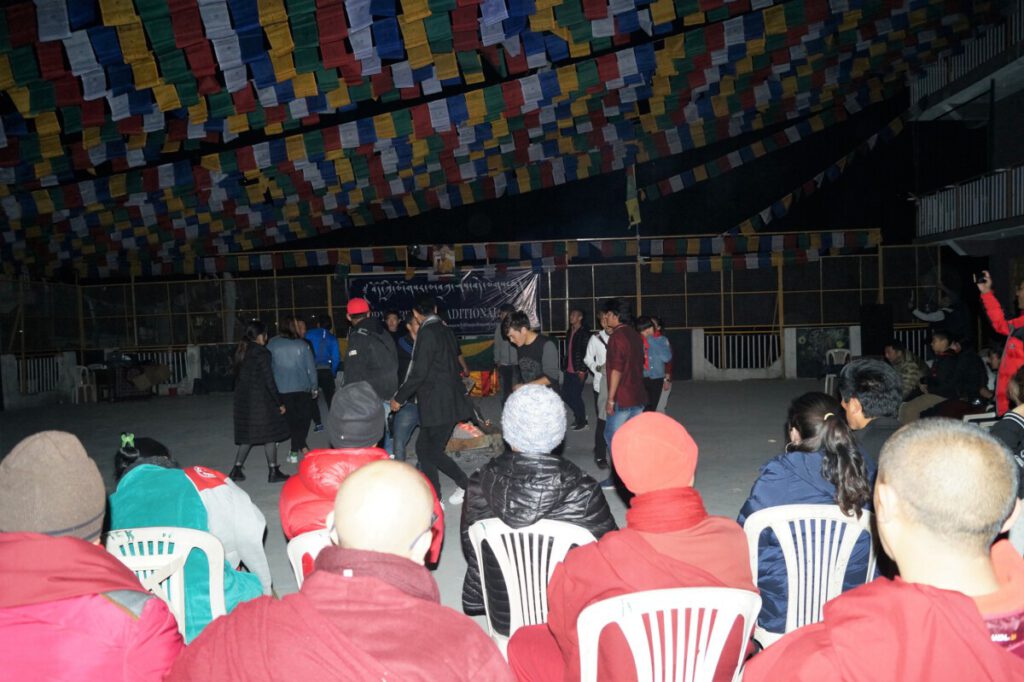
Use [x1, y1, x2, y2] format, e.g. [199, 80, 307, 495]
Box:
[786, 392, 872, 517]
[235, 320, 267, 368]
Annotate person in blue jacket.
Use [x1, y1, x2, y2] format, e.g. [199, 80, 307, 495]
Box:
[636, 316, 672, 412]
[738, 392, 876, 636]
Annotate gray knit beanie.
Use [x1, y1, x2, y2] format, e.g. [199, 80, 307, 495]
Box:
[328, 381, 386, 448]
[0, 431, 106, 541]
[502, 384, 567, 453]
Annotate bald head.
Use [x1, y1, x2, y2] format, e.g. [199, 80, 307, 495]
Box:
[878, 419, 1017, 553]
[332, 460, 435, 563]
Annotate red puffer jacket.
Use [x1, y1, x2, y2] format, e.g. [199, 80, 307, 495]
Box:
[279, 449, 445, 565]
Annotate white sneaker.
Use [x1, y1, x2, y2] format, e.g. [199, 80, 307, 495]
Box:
[448, 488, 466, 505]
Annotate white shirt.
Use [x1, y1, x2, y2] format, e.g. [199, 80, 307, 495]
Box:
[584, 330, 610, 394]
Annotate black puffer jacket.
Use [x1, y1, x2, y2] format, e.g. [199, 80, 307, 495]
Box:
[459, 451, 617, 634]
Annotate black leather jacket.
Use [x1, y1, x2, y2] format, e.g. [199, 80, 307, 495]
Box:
[459, 450, 617, 634]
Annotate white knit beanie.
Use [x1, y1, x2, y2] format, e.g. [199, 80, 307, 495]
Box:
[502, 384, 566, 453]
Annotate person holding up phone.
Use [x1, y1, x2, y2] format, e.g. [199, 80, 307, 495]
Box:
[978, 270, 1024, 415]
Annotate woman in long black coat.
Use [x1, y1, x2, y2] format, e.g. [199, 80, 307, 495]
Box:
[230, 321, 291, 483]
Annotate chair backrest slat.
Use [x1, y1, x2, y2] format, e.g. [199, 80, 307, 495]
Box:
[286, 529, 331, 588]
[744, 505, 874, 644]
[577, 587, 761, 682]
[105, 527, 227, 638]
[468, 518, 597, 653]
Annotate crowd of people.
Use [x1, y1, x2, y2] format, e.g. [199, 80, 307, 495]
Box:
[3, 278, 1024, 680]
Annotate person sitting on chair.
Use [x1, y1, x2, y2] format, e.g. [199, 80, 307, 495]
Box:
[507, 412, 756, 682]
[169, 460, 513, 681]
[738, 392, 875, 639]
[460, 384, 616, 635]
[745, 419, 1024, 678]
[0, 432, 183, 680]
[838, 358, 903, 466]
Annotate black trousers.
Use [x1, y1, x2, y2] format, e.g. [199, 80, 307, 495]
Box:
[643, 377, 664, 412]
[561, 371, 587, 426]
[416, 422, 468, 497]
[498, 364, 516, 406]
[280, 392, 313, 451]
[592, 391, 607, 459]
[317, 369, 336, 411]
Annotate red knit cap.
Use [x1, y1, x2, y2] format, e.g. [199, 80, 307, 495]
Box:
[611, 413, 699, 493]
[347, 298, 370, 315]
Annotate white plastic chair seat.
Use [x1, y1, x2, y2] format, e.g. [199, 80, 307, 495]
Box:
[287, 529, 332, 588]
[105, 526, 227, 637]
[577, 587, 762, 682]
[822, 349, 851, 398]
[743, 504, 875, 648]
[468, 518, 597, 655]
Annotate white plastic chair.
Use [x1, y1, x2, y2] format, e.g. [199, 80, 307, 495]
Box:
[963, 411, 999, 430]
[823, 348, 851, 397]
[577, 587, 762, 682]
[105, 527, 227, 637]
[287, 529, 332, 588]
[743, 504, 875, 648]
[468, 518, 597, 654]
[72, 365, 96, 404]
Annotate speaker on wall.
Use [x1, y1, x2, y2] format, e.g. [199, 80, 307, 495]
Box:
[860, 304, 893, 356]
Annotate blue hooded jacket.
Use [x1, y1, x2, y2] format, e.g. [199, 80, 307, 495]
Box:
[737, 449, 877, 633]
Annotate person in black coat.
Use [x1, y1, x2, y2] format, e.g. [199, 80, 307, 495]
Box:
[459, 384, 617, 635]
[391, 296, 474, 504]
[230, 321, 290, 483]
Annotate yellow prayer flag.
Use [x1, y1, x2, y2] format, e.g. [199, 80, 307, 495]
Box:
[683, 11, 704, 26]
[292, 72, 318, 98]
[8, 87, 29, 115]
[117, 23, 149, 61]
[556, 64, 578, 94]
[435, 53, 458, 81]
[530, 8, 555, 31]
[400, 0, 430, 21]
[35, 111, 60, 136]
[401, 19, 429, 48]
[326, 85, 351, 109]
[108, 174, 126, 198]
[226, 113, 249, 134]
[764, 5, 786, 34]
[0, 55, 13, 90]
[374, 113, 396, 139]
[188, 99, 208, 125]
[82, 127, 101, 149]
[131, 58, 160, 89]
[516, 167, 531, 190]
[464, 90, 485, 120]
[258, 0, 288, 25]
[568, 40, 590, 59]
[153, 83, 181, 112]
[265, 21, 295, 56]
[406, 44, 433, 69]
[200, 154, 221, 172]
[99, 0, 138, 26]
[286, 135, 306, 161]
[650, 0, 675, 25]
[270, 53, 296, 81]
[491, 118, 509, 138]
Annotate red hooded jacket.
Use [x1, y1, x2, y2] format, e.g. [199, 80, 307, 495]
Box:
[744, 577, 1024, 681]
[0, 533, 183, 681]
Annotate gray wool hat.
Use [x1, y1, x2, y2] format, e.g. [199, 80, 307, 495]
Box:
[328, 381, 386, 449]
[502, 384, 567, 453]
[0, 431, 106, 541]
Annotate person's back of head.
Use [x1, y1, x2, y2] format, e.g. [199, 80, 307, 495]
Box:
[612, 412, 698, 494]
[319, 315, 334, 331]
[413, 295, 437, 317]
[331, 460, 435, 564]
[347, 298, 370, 324]
[327, 381, 385, 448]
[876, 419, 1017, 565]
[839, 358, 902, 426]
[276, 317, 298, 340]
[787, 392, 872, 517]
[501, 384, 566, 454]
[0, 431, 106, 542]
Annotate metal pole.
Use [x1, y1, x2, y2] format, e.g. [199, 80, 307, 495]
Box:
[77, 275, 86, 358]
[130, 273, 138, 348]
[778, 259, 785, 376]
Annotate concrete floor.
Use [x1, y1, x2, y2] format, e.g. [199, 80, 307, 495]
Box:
[0, 378, 818, 618]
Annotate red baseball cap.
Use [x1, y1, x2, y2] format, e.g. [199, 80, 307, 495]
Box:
[347, 298, 370, 315]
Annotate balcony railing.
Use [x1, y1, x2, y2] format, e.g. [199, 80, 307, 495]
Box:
[916, 165, 1024, 237]
[909, 0, 1023, 104]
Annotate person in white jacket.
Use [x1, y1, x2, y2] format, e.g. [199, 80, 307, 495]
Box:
[584, 320, 611, 469]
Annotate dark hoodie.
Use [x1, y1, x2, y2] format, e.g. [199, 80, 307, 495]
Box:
[745, 578, 1024, 681]
[459, 450, 617, 633]
[738, 449, 877, 633]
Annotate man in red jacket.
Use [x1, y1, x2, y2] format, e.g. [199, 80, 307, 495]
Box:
[0, 431, 183, 681]
[978, 270, 1024, 415]
[744, 418, 1024, 680]
[171, 460, 512, 681]
[507, 412, 756, 681]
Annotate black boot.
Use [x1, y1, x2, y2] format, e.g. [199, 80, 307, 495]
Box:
[267, 466, 290, 483]
[228, 464, 246, 481]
